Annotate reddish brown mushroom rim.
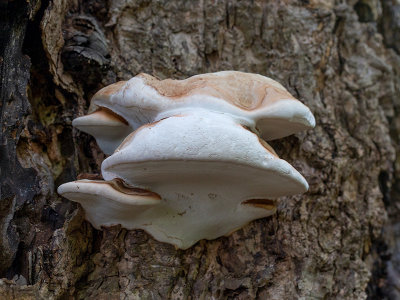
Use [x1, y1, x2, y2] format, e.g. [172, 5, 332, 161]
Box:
[242, 199, 276, 210]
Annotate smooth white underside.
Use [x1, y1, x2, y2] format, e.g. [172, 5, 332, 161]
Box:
[72, 113, 133, 155]
[58, 175, 279, 249]
[57, 180, 160, 232]
[254, 99, 316, 140]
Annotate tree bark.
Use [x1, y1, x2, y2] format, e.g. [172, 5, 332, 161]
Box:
[1, 0, 399, 299]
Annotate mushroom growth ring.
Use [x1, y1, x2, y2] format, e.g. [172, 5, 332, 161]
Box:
[58, 71, 315, 249]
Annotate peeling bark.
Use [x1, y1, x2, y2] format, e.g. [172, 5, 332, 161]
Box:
[1, 0, 399, 299]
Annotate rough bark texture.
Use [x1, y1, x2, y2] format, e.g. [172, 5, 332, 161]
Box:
[0, 0, 399, 299]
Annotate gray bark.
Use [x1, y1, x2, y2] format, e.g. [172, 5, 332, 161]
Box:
[1, 0, 400, 299]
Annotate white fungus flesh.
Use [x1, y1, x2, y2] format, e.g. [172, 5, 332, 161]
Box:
[72, 108, 133, 155]
[57, 179, 161, 229]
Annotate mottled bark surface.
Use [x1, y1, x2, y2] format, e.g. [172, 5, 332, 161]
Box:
[0, 0, 399, 299]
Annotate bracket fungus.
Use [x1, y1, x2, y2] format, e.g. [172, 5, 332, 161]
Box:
[58, 71, 315, 249]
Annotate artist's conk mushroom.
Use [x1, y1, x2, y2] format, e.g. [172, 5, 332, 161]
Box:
[58, 71, 315, 249]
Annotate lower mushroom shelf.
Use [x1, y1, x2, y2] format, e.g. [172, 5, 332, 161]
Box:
[59, 112, 308, 249]
[58, 178, 279, 249]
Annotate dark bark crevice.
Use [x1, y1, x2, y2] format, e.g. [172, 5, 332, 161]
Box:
[0, 0, 40, 277]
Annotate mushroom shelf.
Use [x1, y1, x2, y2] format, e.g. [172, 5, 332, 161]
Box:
[58, 71, 315, 249]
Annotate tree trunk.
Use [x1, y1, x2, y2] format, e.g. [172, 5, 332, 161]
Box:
[1, 0, 399, 299]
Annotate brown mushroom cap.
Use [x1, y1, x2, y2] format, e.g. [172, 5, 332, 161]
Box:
[89, 71, 315, 140]
[136, 72, 291, 110]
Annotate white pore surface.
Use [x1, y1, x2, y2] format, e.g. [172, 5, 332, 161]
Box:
[254, 99, 316, 140]
[72, 112, 133, 155]
[90, 112, 309, 248]
[57, 180, 160, 229]
[91, 73, 315, 140]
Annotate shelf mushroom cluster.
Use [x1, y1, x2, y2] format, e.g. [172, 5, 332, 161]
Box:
[58, 71, 315, 249]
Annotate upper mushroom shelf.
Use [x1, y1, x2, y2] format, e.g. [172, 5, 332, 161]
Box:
[73, 71, 315, 154]
[58, 71, 315, 249]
